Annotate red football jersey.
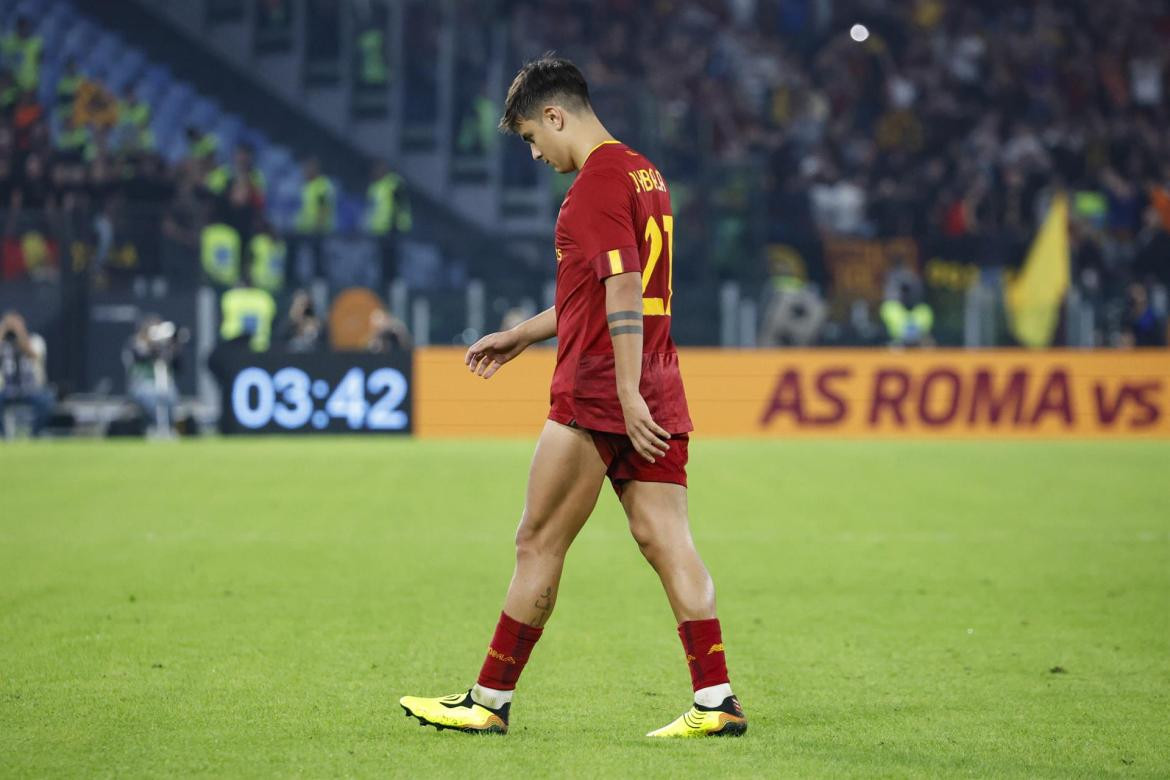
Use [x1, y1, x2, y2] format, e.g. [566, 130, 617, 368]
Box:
[548, 141, 693, 435]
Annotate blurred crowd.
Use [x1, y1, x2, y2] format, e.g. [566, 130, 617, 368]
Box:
[502, 0, 1170, 343]
[0, 11, 213, 280]
[2, 1, 1168, 353]
[0, 8, 417, 437]
[0, 11, 410, 287]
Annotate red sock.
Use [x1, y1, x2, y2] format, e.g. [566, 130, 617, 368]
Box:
[476, 611, 543, 691]
[678, 618, 730, 691]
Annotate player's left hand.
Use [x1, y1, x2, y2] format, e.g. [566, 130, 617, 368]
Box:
[621, 395, 671, 463]
[465, 328, 528, 379]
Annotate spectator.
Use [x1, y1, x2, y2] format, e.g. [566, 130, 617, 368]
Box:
[456, 82, 498, 156]
[281, 289, 322, 352]
[55, 112, 90, 158]
[113, 84, 154, 153]
[55, 57, 83, 115]
[206, 143, 266, 243]
[809, 168, 868, 236]
[0, 311, 53, 437]
[1, 16, 42, 91]
[72, 78, 118, 137]
[295, 157, 336, 234]
[161, 166, 210, 280]
[354, 13, 389, 88]
[247, 220, 285, 294]
[185, 125, 219, 168]
[364, 159, 410, 236]
[365, 158, 410, 282]
[880, 281, 935, 347]
[11, 89, 44, 153]
[1120, 283, 1167, 348]
[219, 271, 277, 352]
[883, 258, 924, 307]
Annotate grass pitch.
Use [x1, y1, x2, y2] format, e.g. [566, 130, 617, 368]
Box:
[1, 438, 1168, 778]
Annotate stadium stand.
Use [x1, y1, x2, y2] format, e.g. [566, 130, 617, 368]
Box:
[0, 0, 1166, 436]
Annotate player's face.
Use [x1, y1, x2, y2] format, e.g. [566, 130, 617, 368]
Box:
[517, 114, 571, 173]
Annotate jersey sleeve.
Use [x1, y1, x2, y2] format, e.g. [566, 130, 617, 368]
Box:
[575, 172, 640, 281]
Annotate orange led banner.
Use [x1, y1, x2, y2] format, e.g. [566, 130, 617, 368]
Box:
[415, 348, 1170, 438]
[415, 347, 557, 438]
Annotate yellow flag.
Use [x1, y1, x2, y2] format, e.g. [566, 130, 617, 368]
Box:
[1004, 193, 1069, 347]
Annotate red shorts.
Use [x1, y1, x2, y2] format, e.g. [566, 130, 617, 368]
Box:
[587, 429, 689, 494]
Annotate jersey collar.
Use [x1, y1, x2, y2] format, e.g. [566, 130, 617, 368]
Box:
[581, 139, 622, 169]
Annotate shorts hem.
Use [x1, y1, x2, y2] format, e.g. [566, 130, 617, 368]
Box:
[547, 410, 575, 427]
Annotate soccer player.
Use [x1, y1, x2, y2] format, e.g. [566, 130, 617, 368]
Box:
[399, 56, 746, 738]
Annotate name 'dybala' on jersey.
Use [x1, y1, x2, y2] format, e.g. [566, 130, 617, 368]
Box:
[628, 167, 668, 194]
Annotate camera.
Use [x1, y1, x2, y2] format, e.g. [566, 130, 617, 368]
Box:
[136, 319, 190, 364]
[144, 321, 190, 347]
[147, 321, 177, 346]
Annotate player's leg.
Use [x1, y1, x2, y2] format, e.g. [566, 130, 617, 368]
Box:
[621, 480, 747, 737]
[500, 419, 608, 627]
[621, 481, 714, 622]
[400, 420, 607, 733]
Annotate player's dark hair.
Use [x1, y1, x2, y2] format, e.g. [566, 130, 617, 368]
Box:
[499, 54, 592, 133]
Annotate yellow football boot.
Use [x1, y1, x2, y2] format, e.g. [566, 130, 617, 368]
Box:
[399, 690, 509, 734]
[646, 695, 747, 738]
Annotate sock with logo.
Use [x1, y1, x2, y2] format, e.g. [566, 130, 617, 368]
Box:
[678, 618, 732, 700]
[475, 611, 543, 699]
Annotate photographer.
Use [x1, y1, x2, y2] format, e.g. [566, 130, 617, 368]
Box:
[281, 289, 322, 353]
[367, 306, 412, 354]
[123, 315, 187, 435]
[0, 311, 52, 437]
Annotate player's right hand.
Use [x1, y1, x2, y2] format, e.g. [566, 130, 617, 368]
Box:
[621, 394, 671, 463]
[465, 329, 528, 379]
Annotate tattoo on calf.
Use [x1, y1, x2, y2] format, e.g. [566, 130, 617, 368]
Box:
[532, 586, 553, 627]
[607, 310, 643, 323]
[609, 324, 643, 336]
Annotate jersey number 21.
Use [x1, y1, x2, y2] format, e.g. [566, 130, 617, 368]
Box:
[642, 215, 673, 316]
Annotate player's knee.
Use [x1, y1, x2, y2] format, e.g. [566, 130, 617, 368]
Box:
[514, 511, 557, 559]
[637, 539, 665, 569]
[629, 517, 662, 560]
[514, 518, 537, 557]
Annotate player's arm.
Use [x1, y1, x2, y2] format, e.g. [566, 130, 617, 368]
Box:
[465, 306, 556, 379]
[605, 272, 670, 463]
[514, 306, 557, 345]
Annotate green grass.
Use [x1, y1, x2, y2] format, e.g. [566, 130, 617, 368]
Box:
[1, 439, 1168, 778]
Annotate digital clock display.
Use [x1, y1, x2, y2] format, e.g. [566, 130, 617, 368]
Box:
[219, 352, 412, 434]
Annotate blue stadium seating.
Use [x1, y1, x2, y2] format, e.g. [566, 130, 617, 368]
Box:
[6, 0, 349, 229]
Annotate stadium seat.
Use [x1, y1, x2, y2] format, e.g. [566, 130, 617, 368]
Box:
[161, 135, 187, 165]
[137, 74, 168, 107]
[186, 97, 219, 128]
[212, 117, 244, 153]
